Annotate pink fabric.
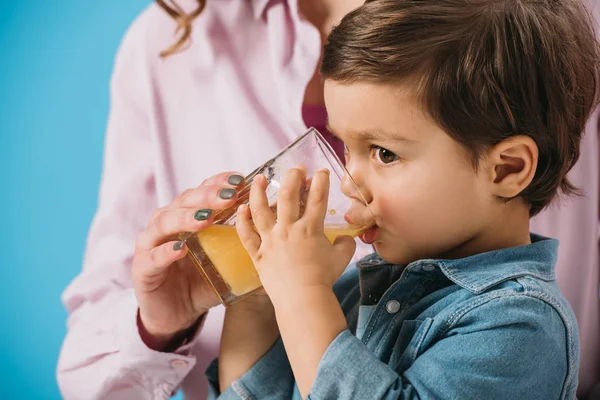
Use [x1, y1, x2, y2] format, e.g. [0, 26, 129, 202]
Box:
[531, 109, 600, 396]
[57, 0, 599, 398]
[302, 104, 346, 161]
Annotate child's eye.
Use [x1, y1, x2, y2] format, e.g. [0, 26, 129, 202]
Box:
[372, 146, 399, 164]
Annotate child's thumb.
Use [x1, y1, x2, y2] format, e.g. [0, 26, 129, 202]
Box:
[332, 235, 357, 276]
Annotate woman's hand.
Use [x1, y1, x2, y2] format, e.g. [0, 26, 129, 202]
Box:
[132, 172, 245, 351]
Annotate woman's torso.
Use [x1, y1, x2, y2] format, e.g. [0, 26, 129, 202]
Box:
[134, 1, 352, 396]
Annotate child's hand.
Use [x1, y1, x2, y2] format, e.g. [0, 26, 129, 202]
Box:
[235, 168, 356, 303]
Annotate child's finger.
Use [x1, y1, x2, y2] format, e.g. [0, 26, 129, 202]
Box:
[302, 169, 330, 230]
[249, 174, 276, 233]
[277, 168, 305, 225]
[235, 204, 261, 256]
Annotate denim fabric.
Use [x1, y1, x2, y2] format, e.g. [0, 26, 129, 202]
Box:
[207, 234, 579, 399]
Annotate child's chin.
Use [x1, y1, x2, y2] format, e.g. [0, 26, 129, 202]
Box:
[373, 242, 414, 265]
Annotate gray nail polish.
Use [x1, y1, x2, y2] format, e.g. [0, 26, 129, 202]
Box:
[173, 241, 185, 251]
[194, 209, 212, 221]
[219, 188, 237, 200]
[227, 174, 244, 186]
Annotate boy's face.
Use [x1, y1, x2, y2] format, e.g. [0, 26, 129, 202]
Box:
[325, 81, 496, 264]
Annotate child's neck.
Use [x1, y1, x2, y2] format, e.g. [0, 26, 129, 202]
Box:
[439, 200, 532, 260]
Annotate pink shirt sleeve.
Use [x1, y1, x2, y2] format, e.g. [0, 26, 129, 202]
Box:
[57, 14, 211, 399]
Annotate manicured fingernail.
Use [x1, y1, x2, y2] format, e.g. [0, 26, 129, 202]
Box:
[227, 174, 244, 186]
[194, 209, 212, 221]
[219, 188, 237, 199]
[173, 241, 185, 251]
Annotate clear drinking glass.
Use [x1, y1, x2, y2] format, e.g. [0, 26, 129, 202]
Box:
[180, 127, 374, 306]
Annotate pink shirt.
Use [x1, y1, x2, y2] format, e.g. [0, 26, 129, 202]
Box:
[57, 0, 599, 398]
[58, 1, 357, 398]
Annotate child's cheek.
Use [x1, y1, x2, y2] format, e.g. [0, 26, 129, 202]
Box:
[377, 180, 441, 234]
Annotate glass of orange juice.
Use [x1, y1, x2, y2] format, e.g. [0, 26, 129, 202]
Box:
[180, 127, 374, 306]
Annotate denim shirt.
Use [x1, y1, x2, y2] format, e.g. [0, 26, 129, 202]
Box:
[207, 235, 579, 399]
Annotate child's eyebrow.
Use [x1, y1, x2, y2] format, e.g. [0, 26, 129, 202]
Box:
[326, 124, 414, 144]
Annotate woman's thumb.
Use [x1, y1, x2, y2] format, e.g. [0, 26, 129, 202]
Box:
[332, 235, 357, 276]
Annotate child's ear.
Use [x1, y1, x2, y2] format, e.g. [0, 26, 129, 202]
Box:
[485, 136, 538, 198]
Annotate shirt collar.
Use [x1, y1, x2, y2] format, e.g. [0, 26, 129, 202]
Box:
[356, 234, 558, 295]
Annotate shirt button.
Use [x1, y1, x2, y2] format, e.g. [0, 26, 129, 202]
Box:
[386, 300, 401, 314]
[170, 359, 189, 369]
[422, 264, 437, 272]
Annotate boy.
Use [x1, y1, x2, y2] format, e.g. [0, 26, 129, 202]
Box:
[209, 0, 599, 399]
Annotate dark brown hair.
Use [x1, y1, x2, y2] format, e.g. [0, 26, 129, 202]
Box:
[321, 0, 600, 215]
[155, 0, 206, 57]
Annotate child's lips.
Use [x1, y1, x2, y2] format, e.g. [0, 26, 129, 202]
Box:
[359, 225, 378, 245]
[344, 210, 375, 228]
[344, 214, 356, 225]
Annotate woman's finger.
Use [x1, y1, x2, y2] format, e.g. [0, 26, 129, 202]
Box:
[249, 174, 276, 233]
[276, 168, 305, 226]
[136, 207, 215, 250]
[302, 168, 330, 231]
[174, 184, 240, 210]
[201, 171, 246, 187]
[235, 204, 261, 256]
[331, 235, 356, 279]
[133, 240, 188, 281]
[173, 169, 245, 208]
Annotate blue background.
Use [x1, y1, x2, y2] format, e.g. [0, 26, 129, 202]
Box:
[0, 2, 188, 399]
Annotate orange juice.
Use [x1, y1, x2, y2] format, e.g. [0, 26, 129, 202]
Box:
[195, 225, 260, 297]
[195, 224, 368, 296]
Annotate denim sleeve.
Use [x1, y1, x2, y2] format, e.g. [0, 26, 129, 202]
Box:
[308, 295, 571, 400]
[206, 338, 297, 399]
